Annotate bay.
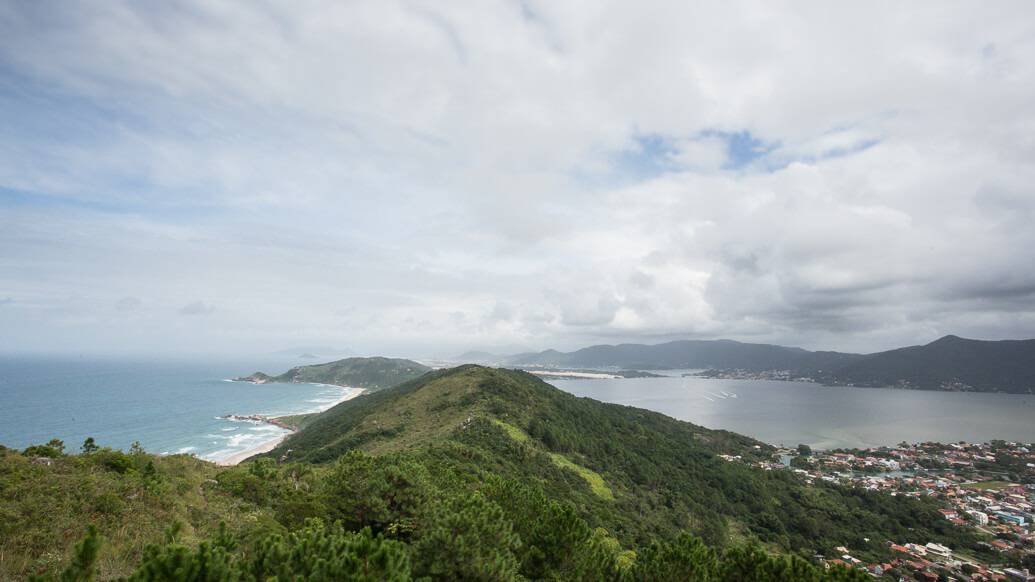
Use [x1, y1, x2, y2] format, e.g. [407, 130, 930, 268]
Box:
[549, 375, 1035, 449]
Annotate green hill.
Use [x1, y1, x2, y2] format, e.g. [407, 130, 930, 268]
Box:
[2, 365, 991, 580]
[269, 366, 979, 554]
[236, 356, 432, 392]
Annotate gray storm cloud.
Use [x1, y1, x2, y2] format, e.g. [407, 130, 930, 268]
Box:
[1, 1, 1034, 357]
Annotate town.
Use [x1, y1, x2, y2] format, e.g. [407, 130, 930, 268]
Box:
[723, 440, 1035, 580]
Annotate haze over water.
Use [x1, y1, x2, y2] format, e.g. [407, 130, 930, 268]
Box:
[0, 356, 349, 462]
[551, 376, 1035, 449]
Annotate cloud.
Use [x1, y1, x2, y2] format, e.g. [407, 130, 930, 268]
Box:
[177, 301, 214, 316]
[115, 296, 142, 311]
[1, 1, 1035, 356]
[0, 297, 12, 306]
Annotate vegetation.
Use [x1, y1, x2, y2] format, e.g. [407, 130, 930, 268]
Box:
[0, 442, 273, 579]
[2, 365, 992, 579]
[236, 356, 431, 392]
[265, 367, 983, 556]
[269, 413, 318, 431]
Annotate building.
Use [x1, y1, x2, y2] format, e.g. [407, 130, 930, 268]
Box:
[996, 511, 1027, 526]
[967, 510, 989, 525]
[925, 543, 952, 558]
[1004, 568, 1034, 581]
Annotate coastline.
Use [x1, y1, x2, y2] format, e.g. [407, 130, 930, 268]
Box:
[215, 385, 365, 466]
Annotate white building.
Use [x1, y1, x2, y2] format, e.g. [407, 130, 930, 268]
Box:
[966, 510, 989, 525]
[925, 542, 952, 558]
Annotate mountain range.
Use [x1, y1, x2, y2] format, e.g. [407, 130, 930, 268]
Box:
[458, 335, 1035, 393]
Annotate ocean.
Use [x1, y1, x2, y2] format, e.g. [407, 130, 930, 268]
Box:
[0, 355, 348, 462]
[551, 375, 1035, 449]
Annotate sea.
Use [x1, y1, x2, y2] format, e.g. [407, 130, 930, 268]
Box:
[3, 358, 1035, 459]
[551, 374, 1035, 449]
[0, 355, 350, 462]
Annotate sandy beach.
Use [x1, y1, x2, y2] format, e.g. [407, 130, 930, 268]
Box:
[216, 386, 365, 466]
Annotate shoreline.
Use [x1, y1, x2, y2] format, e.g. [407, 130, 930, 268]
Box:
[214, 385, 365, 466]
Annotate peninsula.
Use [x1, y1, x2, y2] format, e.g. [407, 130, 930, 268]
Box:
[234, 356, 432, 393]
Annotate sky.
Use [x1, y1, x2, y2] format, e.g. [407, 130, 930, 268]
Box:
[2, 1, 1035, 358]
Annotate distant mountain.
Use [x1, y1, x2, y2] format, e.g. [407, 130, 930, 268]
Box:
[236, 356, 431, 392]
[503, 335, 1035, 393]
[270, 346, 353, 359]
[452, 350, 505, 364]
[822, 335, 1035, 393]
[506, 339, 863, 373]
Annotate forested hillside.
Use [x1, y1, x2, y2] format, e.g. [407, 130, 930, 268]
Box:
[236, 356, 431, 392]
[2, 366, 991, 580]
[268, 366, 981, 554]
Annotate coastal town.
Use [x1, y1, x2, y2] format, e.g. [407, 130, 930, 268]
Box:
[723, 441, 1035, 580]
[691, 368, 983, 391]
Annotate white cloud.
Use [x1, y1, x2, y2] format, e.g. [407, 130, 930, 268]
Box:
[178, 301, 215, 316]
[1, 1, 1034, 356]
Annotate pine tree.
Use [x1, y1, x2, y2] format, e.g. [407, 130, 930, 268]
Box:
[80, 437, 98, 455]
[412, 492, 521, 580]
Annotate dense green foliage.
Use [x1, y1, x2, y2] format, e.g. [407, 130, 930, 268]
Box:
[0, 444, 273, 579]
[267, 366, 983, 554]
[238, 356, 431, 392]
[38, 517, 871, 581]
[8, 442, 871, 581]
[2, 365, 991, 579]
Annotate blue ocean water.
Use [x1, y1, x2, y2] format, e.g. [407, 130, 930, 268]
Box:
[0, 355, 348, 462]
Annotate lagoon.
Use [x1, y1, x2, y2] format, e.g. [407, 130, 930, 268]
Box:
[549, 375, 1035, 449]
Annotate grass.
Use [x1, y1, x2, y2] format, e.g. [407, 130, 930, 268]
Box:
[0, 447, 270, 580]
[491, 419, 530, 443]
[274, 413, 318, 430]
[492, 419, 614, 501]
[964, 480, 1016, 491]
[546, 452, 615, 500]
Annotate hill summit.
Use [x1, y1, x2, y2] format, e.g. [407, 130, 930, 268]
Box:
[267, 365, 977, 558]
